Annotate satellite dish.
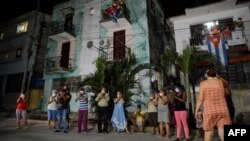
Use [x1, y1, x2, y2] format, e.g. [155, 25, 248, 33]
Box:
[99, 40, 104, 46]
[87, 41, 93, 48]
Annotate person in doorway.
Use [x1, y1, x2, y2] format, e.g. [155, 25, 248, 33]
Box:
[195, 68, 231, 141]
[95, 86, 110, 133]
[16, 92, 28, 129]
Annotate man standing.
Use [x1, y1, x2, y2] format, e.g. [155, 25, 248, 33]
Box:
[55, 86, 71, 133]
[95, 87, 110, 133]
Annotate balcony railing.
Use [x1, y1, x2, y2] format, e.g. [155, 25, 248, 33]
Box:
[100, 4, 131, 23]
[49, 21, 75, 36]
[45, 56, 73, 73]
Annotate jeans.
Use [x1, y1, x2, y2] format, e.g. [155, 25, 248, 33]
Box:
[57, 109, 68, 131]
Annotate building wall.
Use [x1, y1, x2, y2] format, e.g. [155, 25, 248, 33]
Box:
[170, 1, 250, 113]
[0, 11, 51, 108]
[171, 5, 250, 53]
[43, 0, 169, 112]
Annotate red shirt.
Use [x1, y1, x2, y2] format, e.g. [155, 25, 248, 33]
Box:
[17, 98, 27, 109]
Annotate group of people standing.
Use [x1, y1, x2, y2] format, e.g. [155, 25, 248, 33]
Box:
[15, 68, 234, 141]
[47, 85, 72, 133]
[146, 86, 190, 141]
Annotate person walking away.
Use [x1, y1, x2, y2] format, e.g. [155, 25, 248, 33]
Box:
[147, 90, 159, 135]
[157, 89, 170, 139]
[75, 88, 89, 133]
[111, 91, 129, 133]
[195, 68, 231, 141]
[95, 87, 110, 133]
[172, 87, 190, 141]
[47, 90, 58, 129]
[16, 93, 28, 129]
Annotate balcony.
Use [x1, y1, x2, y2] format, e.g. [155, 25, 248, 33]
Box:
[100, 4, 131, 31]
[227, 30, 247, 46]
[45, 56, 73, 74]
[48, 21, 76, 42]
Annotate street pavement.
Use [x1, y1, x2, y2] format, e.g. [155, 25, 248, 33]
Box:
[0, 117, 220, 141]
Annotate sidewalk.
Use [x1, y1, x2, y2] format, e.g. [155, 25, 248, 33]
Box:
[0, 117, 219, 141]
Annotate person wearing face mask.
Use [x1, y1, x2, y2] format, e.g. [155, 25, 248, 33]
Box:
[95, 86, 110, 133]
[172, 87, 190, 141]
[47, 90, 58, 129]
[111, 91, 129, 133]
[75, 88, 89, 133]
[157, 89, 170, 139]
[16, 93, 28, 129]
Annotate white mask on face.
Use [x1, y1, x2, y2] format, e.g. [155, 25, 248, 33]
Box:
[52, 93, 56, 97]
[20, 94, 25, 98]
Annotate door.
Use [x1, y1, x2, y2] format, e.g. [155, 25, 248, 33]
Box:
[64, 14, 73, 31]
[60, 42, 70, 68]
[113, 30, 125, 60]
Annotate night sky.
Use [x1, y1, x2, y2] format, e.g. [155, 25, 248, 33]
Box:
[0, 0, 249, 24]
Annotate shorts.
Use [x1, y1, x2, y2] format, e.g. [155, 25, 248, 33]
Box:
[48, 109, 57, 121]
[148, 112, 158, 127]
[16, 109, 27, 122]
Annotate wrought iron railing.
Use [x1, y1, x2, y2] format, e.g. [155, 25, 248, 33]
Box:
[49, 21, 75, 36]
[45, 56, 73, 72]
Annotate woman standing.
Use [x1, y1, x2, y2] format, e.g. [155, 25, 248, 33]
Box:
[173, 87, 190, 141]
[16, 93, 28, 129]
[195, 68, 231, 141]
[147, 90, 159, 135]
[111, 91, 129, 133]
[47, 90, 58, 129]
[157, 89, 170, 139]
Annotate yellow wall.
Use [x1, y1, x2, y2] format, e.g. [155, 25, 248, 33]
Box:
[28, 89, 44, 110]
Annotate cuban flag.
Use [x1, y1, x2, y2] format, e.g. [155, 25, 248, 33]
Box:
[206, 34, 228, 66]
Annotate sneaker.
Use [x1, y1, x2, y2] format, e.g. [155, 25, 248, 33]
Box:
[24, 126, 28, 130]
[173, 139, 180, 141]
[63, 130, 67, 133]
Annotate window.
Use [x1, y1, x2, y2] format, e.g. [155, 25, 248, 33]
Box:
[0, 32, 3, 40]
[5, 73, 23, 94]
[16, 21, 28, 33]
[16, 48, 22, 58]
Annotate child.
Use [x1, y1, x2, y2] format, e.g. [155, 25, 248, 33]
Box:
[75, 89, 89, 133]
[196, 110, 203, 138]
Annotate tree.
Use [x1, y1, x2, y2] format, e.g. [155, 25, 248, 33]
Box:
[78, 48, 149, 109]
[161, 46, 217, 109]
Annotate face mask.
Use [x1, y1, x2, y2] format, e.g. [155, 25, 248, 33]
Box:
[159, 93, 163, 96]
[52, 93, 56, 97]
[20, 94, 25, 98]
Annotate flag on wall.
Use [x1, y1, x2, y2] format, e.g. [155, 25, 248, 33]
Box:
[206, 33, 228, 66]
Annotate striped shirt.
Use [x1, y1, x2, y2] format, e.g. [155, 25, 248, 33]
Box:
[78, 94, 88, 110]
